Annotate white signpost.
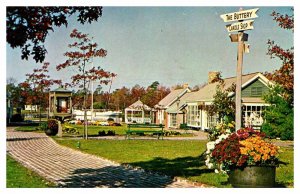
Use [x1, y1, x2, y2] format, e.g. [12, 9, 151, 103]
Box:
[226, 20, 254, 33]
[220, 8, 259, 131]
[220, 8, 259, 22]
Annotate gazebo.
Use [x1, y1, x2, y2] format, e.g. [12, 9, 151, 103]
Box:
[48, 87, 72, 122]
[124, 99, 154, 124]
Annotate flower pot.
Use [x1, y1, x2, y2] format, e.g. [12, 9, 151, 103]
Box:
[45, 128, 58, 136]
[228, 166, 276, 188]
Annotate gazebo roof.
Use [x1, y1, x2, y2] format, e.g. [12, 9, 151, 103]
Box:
[126, 100, 152, 111]
[51, 87, 72, 93]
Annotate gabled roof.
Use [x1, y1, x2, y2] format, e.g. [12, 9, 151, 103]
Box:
[186, 72, 271, 103]
[51, 87, 72, 93]
[155, 88, 190, 109]
[228, 72, 274, 97]
[166, 92, 194, 113]
[126, 100, 152, 111]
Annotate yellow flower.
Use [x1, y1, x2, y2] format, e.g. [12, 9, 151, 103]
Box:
[262, 154, 270, 161]
[228, 123, 234, 128]
[253, 154, 261, 162]
[249, 151, 256, 157]
[240, 147, 248, 155]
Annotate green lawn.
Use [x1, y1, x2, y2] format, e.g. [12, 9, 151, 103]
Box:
[14, 125, 42, 132]
[6, 155, 56, 188]
[16, 124, 194, 138]
[68, 124, 127, 135]
[275, 147, 294, 187]
[14, 124, 125, 135]
[55, 138, 294, 188]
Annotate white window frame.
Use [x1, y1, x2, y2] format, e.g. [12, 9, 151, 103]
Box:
[207, 114, 218, 129]
[242, 104, 269, 128]
[169, 113, 177, 128]
[187, 104, 201, 128]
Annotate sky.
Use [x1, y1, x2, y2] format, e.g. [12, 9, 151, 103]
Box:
[6, 6, 294, 93]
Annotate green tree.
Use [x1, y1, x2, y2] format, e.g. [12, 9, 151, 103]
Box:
[262, 85, 293, 140]
[262, 9, 294, 140]
[206, 83, 235, 123]
[6, 78, 25, 110]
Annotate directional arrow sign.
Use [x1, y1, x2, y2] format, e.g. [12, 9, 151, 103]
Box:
[220, 8, 259, 23]
[226, 20, 254, 33]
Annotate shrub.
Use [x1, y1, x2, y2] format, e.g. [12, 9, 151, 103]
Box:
[208, 121, 235, 141]
[163, 131, 181, 136]
[180, 123, 188, 129]
[62, 126, 79, 135]
[164, 131, 170, 136]
[107, 130, 116, 136]
[262, 85, 294, 140]
[36, 122, 47, 131]
[98, 130, 115, 136]
[261, 115, 294, 140]
[107, 118, 114, 122]
[10, 114, 24, 122]
[45, 119, 59, 136]
[98, 130, 106, 136]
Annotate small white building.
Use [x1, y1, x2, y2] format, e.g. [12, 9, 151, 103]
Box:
[73, 109, 122, 122]
[24, 105, 39, 111]
[124, 99, 154, 124]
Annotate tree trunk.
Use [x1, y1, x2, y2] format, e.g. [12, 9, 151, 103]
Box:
[39, 99, 42, 127]
[39, 105, 42, 126]
[83, 61, 88, 140]
[84, 107, 88, 139]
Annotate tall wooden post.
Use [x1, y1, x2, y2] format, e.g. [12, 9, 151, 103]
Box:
[236, 32, 244, 131]
[220, 8, 259, 131]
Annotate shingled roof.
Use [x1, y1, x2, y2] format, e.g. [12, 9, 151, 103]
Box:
[51, 87, 72, 93]
[126, 100, 152, 111]
[186, 72, 271, 102]
[155, 88, 190, 109]
[166, 92, 194, 113]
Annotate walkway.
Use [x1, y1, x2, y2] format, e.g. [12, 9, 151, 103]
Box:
[6, 128, 208, 188]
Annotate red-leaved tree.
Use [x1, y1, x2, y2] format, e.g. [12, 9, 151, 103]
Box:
[265, 9, 294, 105]
[7, 6, 103, 63]
[21, 62, 61, 123]
[262, 9, 294, 140]
[57, 29, 116, 139]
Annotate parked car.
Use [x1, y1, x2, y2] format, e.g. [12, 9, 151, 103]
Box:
[68, 120, 77, 124]
[111, 122, 122, 126]
[94, 121, 109, 126]
[99, 121, 109, 126]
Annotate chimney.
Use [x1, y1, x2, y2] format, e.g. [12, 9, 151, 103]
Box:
[208, 71, 221, 84]
[183, 83, 189, 89]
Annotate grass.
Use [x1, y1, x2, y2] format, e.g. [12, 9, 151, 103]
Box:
[6, 155, 56, 188]
[75, 124, 195, 137]
[14, 125, 42, 132]
[275, 147, 294, 187]
[55, 139, 229, 187]
[15, 124, 194, 138]
[68, 124, 127, 136]
[55, 138, 294, 188]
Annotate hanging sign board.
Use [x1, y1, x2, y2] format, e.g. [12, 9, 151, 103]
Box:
[225, 20, 254, 32]
[220, 8, 259, 23]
